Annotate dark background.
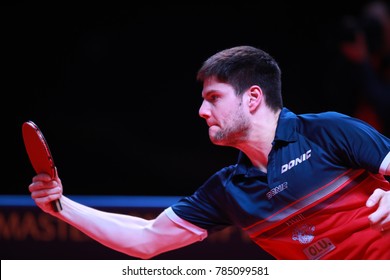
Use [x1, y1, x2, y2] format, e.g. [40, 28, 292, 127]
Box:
[3, 1, 376, 197]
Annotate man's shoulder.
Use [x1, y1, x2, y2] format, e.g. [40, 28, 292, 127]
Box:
[296, 110, 355, 129]
[298, 110, 350, 121]
[279, 108, 354, 137]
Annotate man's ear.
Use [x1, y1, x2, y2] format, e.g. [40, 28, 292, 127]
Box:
[247, 85, 263, 110]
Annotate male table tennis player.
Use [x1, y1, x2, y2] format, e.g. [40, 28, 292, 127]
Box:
[29, 46, 390, 259]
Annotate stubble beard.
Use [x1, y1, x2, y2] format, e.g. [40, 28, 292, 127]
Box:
[210, 108, 250, 146]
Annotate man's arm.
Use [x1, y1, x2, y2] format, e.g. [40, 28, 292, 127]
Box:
[29, 173, 207, 259]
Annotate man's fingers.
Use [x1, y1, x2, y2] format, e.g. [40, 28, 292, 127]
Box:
[32, 172, 53, 183]
[367, 189, 390, 232]
[30, 184, 61, 199]
[366, 188, 385, 207]
[29, 179, 61, 197]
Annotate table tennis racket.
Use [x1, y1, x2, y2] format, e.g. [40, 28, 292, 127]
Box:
[22, 121, 63, 212]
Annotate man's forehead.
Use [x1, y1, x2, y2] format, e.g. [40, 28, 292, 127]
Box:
[202, 78, 233, 95]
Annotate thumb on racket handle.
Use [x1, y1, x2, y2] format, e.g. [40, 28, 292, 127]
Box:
[51, 167, 63, 212]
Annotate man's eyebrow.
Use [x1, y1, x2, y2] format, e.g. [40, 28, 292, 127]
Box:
[202, 90, 219, 98]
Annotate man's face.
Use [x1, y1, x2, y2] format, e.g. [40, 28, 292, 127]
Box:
[199, 77, 250, 146]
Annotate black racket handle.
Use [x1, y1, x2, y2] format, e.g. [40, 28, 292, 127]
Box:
[51, 167, 62, 212]
[51, 199, 63, 212]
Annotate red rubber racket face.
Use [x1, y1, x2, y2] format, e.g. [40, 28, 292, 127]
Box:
[22, 121, 56, 178]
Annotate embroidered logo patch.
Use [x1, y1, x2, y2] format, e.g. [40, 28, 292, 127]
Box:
[303, 238, 336, 260]
[292, 224, 315, 244]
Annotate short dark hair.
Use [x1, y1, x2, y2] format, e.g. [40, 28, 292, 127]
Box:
[197, 46, 283, 111]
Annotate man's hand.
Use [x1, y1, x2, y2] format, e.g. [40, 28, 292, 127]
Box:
[366, 188, 390, 231]
[28, 172, 63, 214]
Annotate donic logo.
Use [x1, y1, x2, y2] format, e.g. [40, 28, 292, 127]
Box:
[281, 150, 311, 174]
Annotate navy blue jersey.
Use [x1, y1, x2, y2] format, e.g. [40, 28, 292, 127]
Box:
[170, 107, 390, 259]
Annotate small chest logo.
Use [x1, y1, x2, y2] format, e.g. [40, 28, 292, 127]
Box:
[266, 182, 288, 199]
[292, 223, 315, 244]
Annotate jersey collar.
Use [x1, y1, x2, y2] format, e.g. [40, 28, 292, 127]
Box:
[234, 107, 298, 177]
[274, 107, 298, 144]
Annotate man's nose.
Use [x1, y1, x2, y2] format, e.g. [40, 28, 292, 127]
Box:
[198, 101, 210, 119]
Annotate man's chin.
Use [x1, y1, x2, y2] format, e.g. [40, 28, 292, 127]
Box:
[209, 135, 224, 146]
[208, 128, 226, 145]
